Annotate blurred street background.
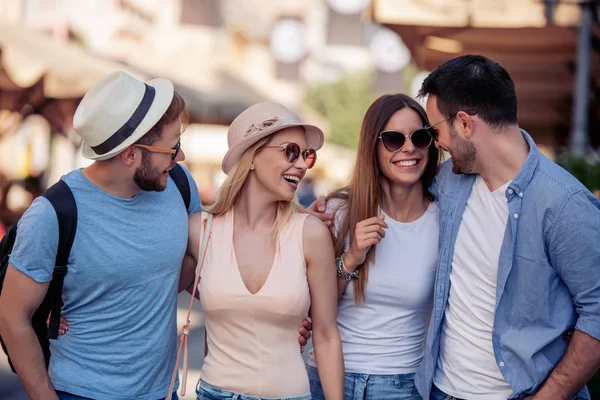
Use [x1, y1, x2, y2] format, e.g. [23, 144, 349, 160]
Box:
[0, 0, 599, 398]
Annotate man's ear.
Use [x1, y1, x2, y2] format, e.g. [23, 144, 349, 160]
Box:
[455, 111, 474, 139]
[120, 146, 139, 167]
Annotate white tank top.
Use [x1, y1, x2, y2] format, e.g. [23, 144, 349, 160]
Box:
[308, 199, 439, 374]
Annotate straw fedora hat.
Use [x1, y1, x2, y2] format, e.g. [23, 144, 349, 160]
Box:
[222, 102, 324, 174]
[73, 71, 174, 161]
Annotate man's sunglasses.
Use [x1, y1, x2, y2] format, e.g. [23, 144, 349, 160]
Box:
[379, 128, 434, 153]
[263, 143, 317, 169]
[424, 109, 478, 139]
[134, 140, 181, 160]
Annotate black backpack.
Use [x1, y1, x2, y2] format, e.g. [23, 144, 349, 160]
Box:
[0, 164, 191, 373]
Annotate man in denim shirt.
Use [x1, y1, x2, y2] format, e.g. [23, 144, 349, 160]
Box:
[415, 55, 600, 399]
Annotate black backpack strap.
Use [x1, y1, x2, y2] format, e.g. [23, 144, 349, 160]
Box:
[42, 180, 77, 339]
[169, 163, 191, 211]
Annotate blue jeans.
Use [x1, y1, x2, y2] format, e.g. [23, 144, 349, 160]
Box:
[196, 380, 311, 400]
[307, 365, 422, 400]
[430, 385, 465, 400]
[429, 385, 542, 400]
[56, 390, 178, 400]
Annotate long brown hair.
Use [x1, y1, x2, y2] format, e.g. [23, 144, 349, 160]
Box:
[328, 94, 441, 304]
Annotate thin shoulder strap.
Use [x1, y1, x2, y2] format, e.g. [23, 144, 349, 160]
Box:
[166, 213, 213, 400]
[196, 213, 213, 276]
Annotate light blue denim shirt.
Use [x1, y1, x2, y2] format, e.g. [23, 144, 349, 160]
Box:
[415, 130, 600, 399]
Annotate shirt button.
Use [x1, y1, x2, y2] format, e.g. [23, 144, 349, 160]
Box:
[518, 192, 523, 197]
[507, 188, 514, 195]
[499, 361, 505, 367]
[513, 213, 519, 219]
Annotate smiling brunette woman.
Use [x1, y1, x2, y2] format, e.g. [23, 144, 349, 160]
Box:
[306, 94, 442, 400]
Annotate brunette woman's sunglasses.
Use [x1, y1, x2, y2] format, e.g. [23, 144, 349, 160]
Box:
[379, 128, 433, 152]
[263, 143, 317, 169]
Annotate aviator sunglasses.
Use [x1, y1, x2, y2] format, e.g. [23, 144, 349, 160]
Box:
[263, 143, 317, 169]
[379, 128, 434, 152]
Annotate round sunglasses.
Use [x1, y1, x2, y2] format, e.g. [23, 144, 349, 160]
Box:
[379, 128, 433, 152]
[263, 143, 317, 169]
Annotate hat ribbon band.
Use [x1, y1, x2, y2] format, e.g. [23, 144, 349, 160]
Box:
[91, 84, 156, 155]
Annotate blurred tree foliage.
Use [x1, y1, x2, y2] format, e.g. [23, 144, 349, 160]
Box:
[304, 72, 375, 149]
[557, 151, 600, 397]
[556, 152, 600, 192]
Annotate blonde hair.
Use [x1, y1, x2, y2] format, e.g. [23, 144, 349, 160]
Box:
[206, 137, 300, 244]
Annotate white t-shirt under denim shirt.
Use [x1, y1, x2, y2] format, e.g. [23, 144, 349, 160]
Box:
[308, 198, 439, 374]
[434, 175, 513, 399]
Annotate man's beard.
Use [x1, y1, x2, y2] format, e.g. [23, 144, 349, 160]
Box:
[449, 126, 476, 174]
[133, 152, 167, 192]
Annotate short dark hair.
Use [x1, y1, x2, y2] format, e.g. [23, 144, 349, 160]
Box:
[418, 54, 518, 129]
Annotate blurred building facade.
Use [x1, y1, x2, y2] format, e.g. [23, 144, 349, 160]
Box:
[1, 0, 597, 216]
[372, 0, 600, 158]
[1, 0, 390, 205]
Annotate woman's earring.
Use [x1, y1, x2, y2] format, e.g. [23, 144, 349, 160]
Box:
[250, 162, 255, 170]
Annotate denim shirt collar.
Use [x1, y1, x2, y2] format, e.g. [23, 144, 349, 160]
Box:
[506, 129, 540, 197]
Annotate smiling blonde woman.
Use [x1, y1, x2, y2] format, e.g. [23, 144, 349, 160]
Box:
[180, 102, 344, 400]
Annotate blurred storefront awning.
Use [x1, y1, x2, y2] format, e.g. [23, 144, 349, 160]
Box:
[0, 23, 143, 99]
[0, 22, 250, 138]
[0, 22, 146, 137]
[372, 0, 600, 153]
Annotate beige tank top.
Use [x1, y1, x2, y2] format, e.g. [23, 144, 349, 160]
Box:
[198, 210, 311, 398]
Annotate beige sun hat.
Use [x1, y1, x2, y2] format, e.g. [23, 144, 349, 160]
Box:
[73, 71, 174, 161]
[222, 102, 324, 174]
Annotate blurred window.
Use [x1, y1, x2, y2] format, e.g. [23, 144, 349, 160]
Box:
[373, 70, 405, 94]
[275, 61, 300, 82]
[326, 8, 365, 46]
[180, 0, 221, 27]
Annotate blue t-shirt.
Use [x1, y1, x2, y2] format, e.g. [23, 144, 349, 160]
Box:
[9, 166, 201, 400]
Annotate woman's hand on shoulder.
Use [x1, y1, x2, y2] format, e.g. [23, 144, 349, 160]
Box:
[305, 197, 334, 228]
